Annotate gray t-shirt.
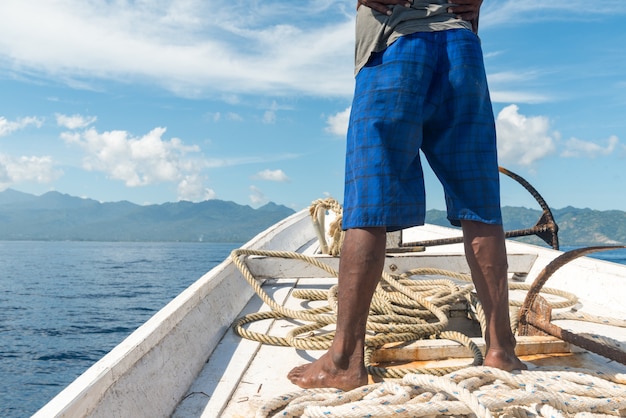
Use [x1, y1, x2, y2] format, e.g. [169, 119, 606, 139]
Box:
[355, 0, 472, 74]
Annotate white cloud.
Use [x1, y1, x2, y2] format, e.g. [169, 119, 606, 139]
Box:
[254, 169, 290, 182]
[262, 110, 276, 124]
[56, 113, 97, 129]
[249, 185, 267, 205]
[204, 152, 300, 169]
[0, 116, 43, 137]
[262, 100, 284, 124]
[487, 71, 553, 104]
[0, 154, 62, 189]
[0, 0, 356, 98]
[497, 106, 621, 164]
[61, 126, 211, 200]
[177, 174, 216, 202]
[483, 51, 504, 59]
[561, 135, 620, 158]
[208, 112, 222, 122]
[496, 104, 557, 166]
[206, 112, 244, 122]
[226, 112, 243, 122]
[490, 91, 551, 104]
[221, 94, 241, 105]
[488, 70, 539, 84]
[325, 107, 351, 137]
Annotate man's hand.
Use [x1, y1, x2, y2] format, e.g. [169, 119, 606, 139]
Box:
[357, 0, 412, 16]
[447, 0, 482, 23]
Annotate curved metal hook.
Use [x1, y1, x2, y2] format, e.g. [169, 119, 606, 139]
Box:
[498, 167, 559, 250]
[400, 166, 560, 249]
[518, 245, 626, 364]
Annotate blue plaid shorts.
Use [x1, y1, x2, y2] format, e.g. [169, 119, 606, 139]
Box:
[343, 29, 502, 231]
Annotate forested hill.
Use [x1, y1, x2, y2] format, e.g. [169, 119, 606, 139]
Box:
[0, 189, 295, 242]
[1, 189, 625, 245]
[425, 206, 626, 246]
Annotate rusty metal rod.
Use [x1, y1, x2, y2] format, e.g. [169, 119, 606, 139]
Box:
[523, 310, 626, 365]
[519, 246, 626, 365]
[400, 167, 560, 250]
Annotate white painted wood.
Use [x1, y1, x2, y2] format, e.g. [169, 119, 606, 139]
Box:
[172, 279, 297, 417]
[244, 252, 538, 279]
[218, 279, 336, 418]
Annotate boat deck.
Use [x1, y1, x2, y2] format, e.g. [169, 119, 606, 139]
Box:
[173, 238, 626, 418]
[31, 214, 626, 418]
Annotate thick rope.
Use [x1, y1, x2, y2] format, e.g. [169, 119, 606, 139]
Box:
[231, 243, 626, 396]
[231, 248, 453, 352]
[309, 197, 344, 256]
[233, 198, 626, 417]
[257, 366, 626, 418]
[231, 248, 596, 369]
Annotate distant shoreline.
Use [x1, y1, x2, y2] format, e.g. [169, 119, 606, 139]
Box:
[1, 189, 625, 246]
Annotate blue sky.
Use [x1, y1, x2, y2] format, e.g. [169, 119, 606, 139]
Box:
[1, 1, 625, 213]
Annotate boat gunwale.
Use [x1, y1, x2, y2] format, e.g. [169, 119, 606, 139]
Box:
[33, 209, 315, 418]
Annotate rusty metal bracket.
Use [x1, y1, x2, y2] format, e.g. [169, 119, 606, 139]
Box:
[518, 246, 626, 365]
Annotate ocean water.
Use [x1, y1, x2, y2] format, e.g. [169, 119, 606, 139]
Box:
[1, 241, 625, 418]
[0, 241, 240, 418]
[561, 245, 626, 265]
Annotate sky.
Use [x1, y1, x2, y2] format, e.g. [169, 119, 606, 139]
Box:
[1, 0, 626, 213]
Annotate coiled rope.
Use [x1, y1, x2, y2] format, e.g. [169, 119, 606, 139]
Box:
[230, 198, 626, 417]
[309, 197, 344, 256]
[256, 366, 626, 418]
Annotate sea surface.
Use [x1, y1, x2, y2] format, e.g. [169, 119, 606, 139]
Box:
[1, 241, 625, 418]
[0, 241, 240, 418]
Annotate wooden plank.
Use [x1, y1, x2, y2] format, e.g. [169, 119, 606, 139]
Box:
[244, 253, 538, 279]
[371, 336, 577, 364]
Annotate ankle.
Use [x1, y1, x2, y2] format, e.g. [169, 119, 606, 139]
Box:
[329, 335, 364, 366]
[485, 328, 517, 350]
[331, 350, 363, 370]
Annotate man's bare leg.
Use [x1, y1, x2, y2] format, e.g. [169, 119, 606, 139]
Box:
[461, 220, 527, 371]
[287, 227, 386, 390]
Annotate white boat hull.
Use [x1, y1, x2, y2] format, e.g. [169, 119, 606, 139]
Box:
[34, 209, 626, 417]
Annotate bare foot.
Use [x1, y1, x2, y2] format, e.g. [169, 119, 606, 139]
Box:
[287, 352, 368, 391]
[483, 348, 527, 371]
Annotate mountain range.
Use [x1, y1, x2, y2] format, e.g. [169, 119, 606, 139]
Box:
[426, 206, 626, 247]
[0, 189, 295, 242]
[0, 189, 625, 246]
